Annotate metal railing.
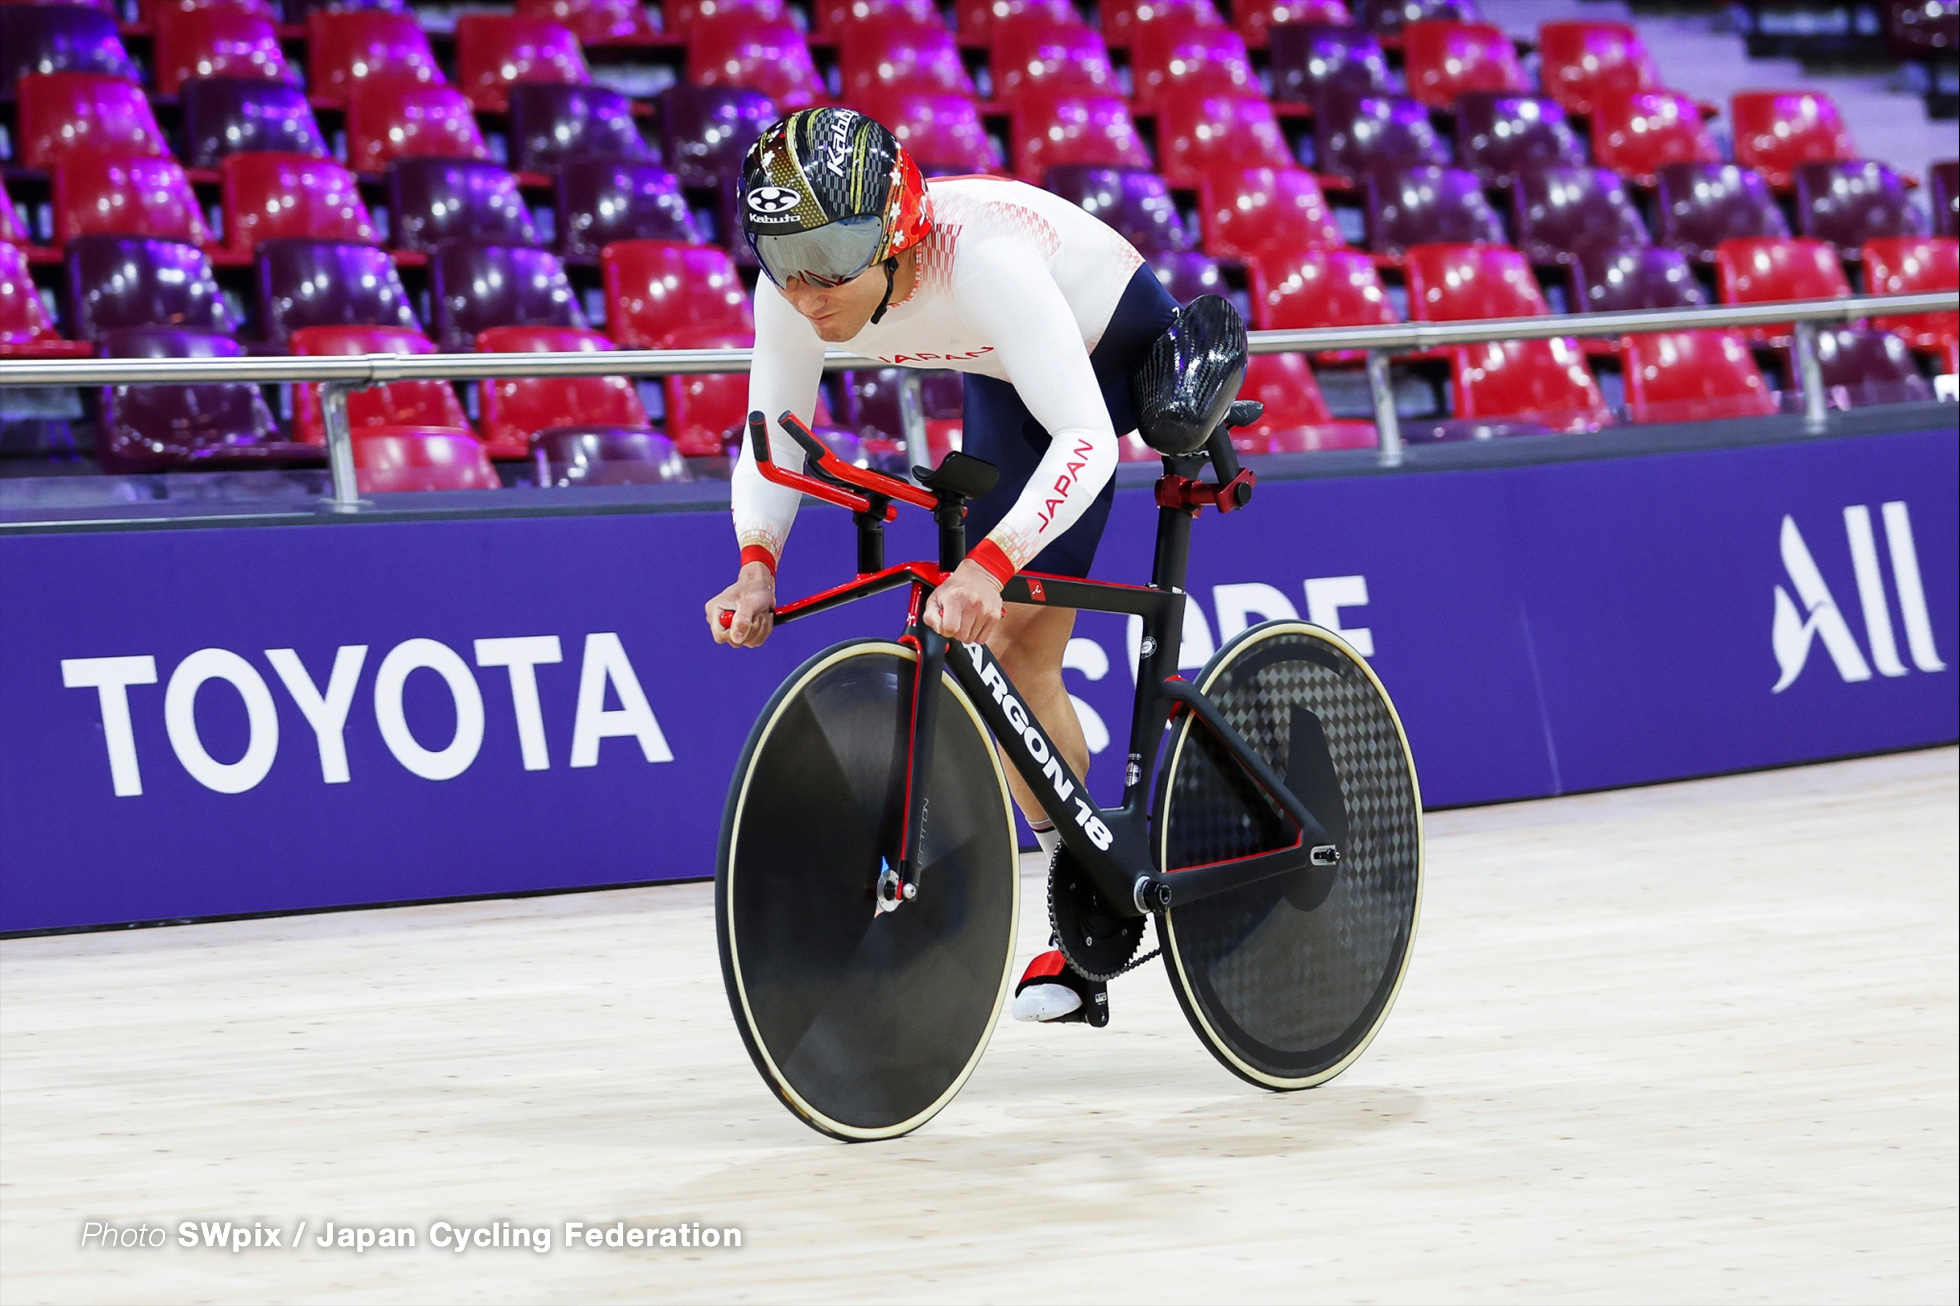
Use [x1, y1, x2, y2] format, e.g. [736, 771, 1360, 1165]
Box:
[1, 291, 1952, 511]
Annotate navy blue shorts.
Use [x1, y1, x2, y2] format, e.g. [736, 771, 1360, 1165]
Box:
[959, 265, 1179, 578]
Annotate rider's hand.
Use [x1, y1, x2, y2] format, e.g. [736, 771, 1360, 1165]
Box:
[923, 558, 1005, 644]
[708, 561, 777, 647]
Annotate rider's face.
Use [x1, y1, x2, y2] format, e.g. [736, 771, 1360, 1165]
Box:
[777, 265, 889, 343]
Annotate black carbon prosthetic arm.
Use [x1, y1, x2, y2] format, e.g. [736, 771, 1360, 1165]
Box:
[1132, 295, 1250, 457]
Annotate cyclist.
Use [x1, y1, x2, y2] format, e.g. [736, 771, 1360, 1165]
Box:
[704, 108, 1180, 1028]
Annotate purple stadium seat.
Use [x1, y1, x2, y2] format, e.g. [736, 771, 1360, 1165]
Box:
[855, 89, 1003, 173]
[1129, 23, 1258, 112]
[345, 81, 488, 177]
[65, 236, 233, 340]
[1793, 160, 1928, 250]
[556, 159, 700, 263]
[1314, 95, 1449, 184]
[1511, 166, 1649, 267]
[1405, 242, 1546, 320]
[95, 328, 323, 474]
[1366, 167, 1505, 259]
[838, 18, 974, 99]
[508, 84, 655, 178]
[1199, 166, 1343, 260]
[455, 14, 590, 114]
[1269, 25, 1396, 111]
[1148, 250, 1227, 304]
[179, 79, 328, 171]
[1402, 20, 1526, 108]
[535, 429, 692, 486]
[1357, 0, 1480, 37]
[388, 160, 539, 256]
[354, 427, 501, 493]
[1933, 161, 1959, 238]
[687, 13, 826, 110]
[1043, 165, 1192, 254]
[1654, 162, 1791, 266]
[1568, 246, 1707, 314]
[1, 5, 137, 96]
[430, 243, 585, 354]
[992, 20, 1121, 99]
[254, 239, 420, 346]
[1010, 93, 1153, 184]
[519, 0, 661, 46]
[655, 84, 777, 190]
[153, 7, 297, 96]
[1454, 94, 1587, 190]
[15, 73, 165, 171]
[1789, 327, 1935, 407]
[1157, 94, 1295, 189]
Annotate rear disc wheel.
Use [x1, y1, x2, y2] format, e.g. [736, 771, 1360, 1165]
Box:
[1155, 621, 1423, 1090]
[716, 639, 1019, 1141]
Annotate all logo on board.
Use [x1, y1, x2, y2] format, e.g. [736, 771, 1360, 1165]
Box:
[1772, 502, 1946, 693]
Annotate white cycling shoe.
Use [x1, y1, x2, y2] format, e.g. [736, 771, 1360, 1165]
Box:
[1011, 949, 1108, 1027]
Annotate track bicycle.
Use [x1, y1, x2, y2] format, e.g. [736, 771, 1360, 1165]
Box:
[716, 399, 1423, 1142]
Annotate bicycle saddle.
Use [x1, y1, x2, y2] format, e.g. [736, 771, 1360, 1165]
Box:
[914, 450, 999, 502]
[1132, 294, 1250, 457]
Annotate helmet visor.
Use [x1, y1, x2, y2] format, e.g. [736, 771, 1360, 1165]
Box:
[749, 215, 886, 289]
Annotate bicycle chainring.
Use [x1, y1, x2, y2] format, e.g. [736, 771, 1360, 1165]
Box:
[1048, 848, 1146, 982]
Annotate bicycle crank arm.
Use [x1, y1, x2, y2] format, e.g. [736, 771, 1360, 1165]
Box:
[1134, 840, 1338, 913]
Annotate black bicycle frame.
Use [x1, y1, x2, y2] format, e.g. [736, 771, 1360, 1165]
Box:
[770, 439, 1340, 921]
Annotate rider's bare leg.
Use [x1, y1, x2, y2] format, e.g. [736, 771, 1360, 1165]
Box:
[987, 602, 1088, 826]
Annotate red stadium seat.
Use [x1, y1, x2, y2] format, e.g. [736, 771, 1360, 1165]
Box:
[813, 0, 941, 36]
[1862, 236, 1960, 373]
[152, 7, 295, 96]
[855, 89, 1004, 172]
[1620, 329, 1777, 423]
[1405, 243, 1546, 321]
[1590, 91, 1720, 187]
[307, 11, 445, 110]
[345, 81, 489, 176]
[215, 153, 379, 265]
[1099, 0, 1222, 49]
[1401, 20, 1526, 108]
[1009, 93, 1153, 182]
[690, 14, 827, 109]
[1537, 21, 1658, 118]
[1130, 22, 1259, 112]
[1449, 338, 1610, 432]
[838, 19, 975, 98]
[955, 0, 1077, 47]
[518, 0, 661, 45]
[991, 21, 1120, 99]
[662, 325, 756, 456]
[1731, 90, 1856, 190]
[138, 0, 277, 22]
[601, 239, 753, 348]
[354, 427, 502, 493]
[1233, 0, 1349, 50]
[1232, 352, 1377, 452]
[1197, 166, 1343, 260]
[1157, 93, 1293, 188]
[1246, 247, 1398, 362]
[667, 0, 787, 24]
[476, 326, 651, 460]
[0, 242, 91, 357]
[456, 15, 591, 113]
[52, 154, 211, 247]
[289, 325, 469, 447]
[1714, 236, 1852, 345]
[15, 73, 165, 171]
[2, 192, 27, 246]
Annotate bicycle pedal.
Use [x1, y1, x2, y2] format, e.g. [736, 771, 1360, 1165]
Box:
[1085, 990, 1110, 1028]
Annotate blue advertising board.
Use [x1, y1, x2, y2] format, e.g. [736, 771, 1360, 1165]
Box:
[2, 428, 1953, 932]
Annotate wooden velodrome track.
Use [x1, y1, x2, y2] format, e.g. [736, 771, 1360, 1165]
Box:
[2, 748, 1954, 1305]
